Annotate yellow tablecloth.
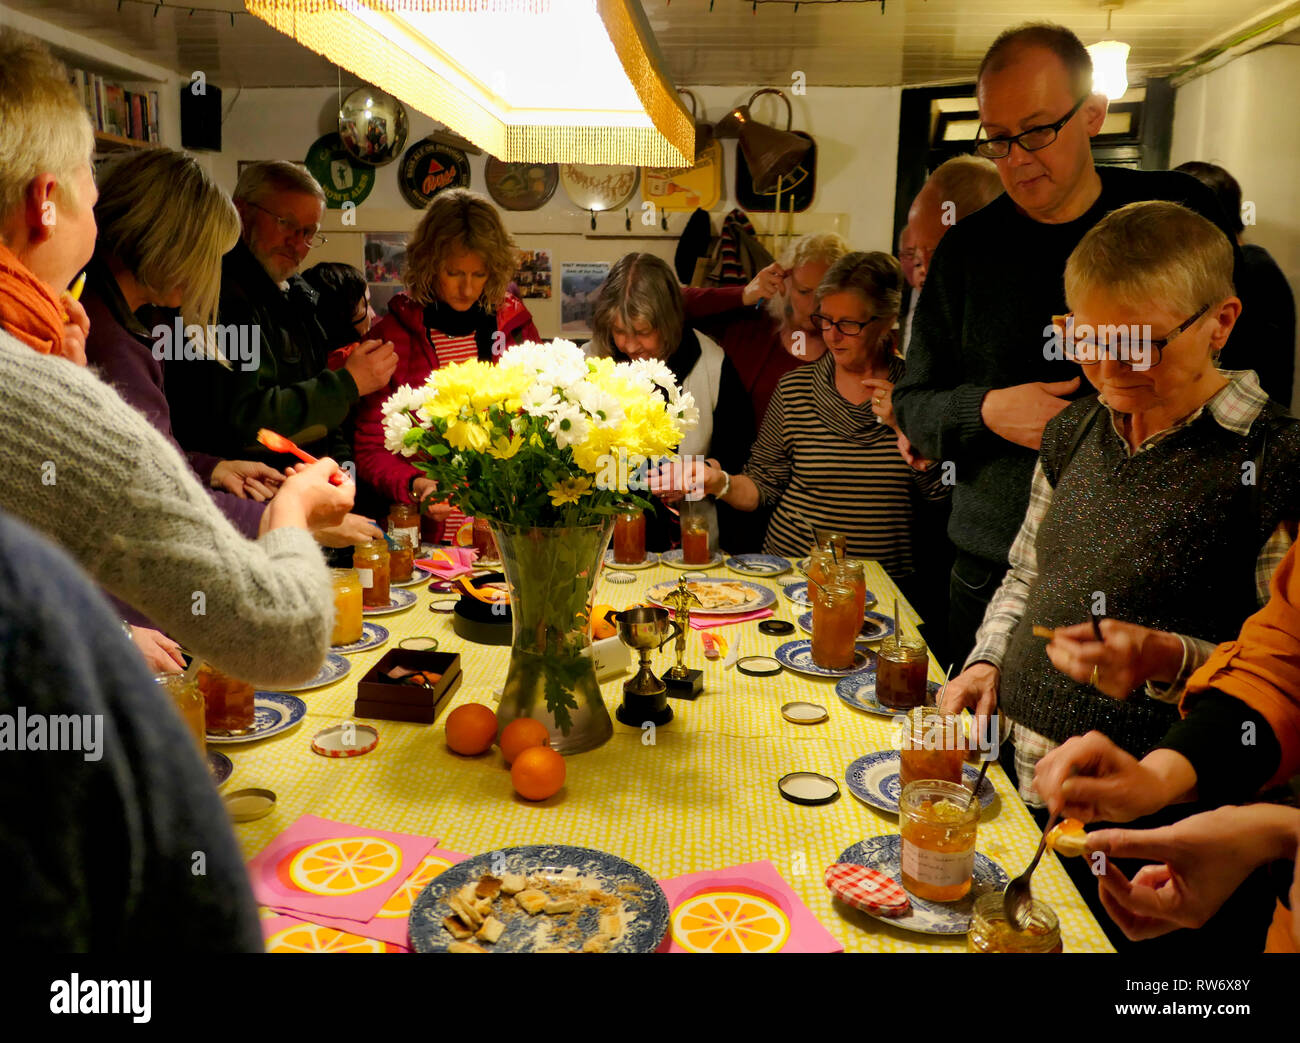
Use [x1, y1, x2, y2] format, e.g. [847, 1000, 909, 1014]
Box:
[228, 559, 1114, 952]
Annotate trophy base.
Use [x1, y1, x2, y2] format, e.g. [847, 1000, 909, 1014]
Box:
[616, 688, 673, 727]
[664, 669, 704, 699]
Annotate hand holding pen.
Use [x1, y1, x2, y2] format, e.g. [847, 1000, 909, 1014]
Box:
[60, 271, 89, 366]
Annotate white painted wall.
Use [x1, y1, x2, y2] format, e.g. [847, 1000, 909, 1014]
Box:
[199, 83, 900, 337]
[1172, 42, 1300, 413]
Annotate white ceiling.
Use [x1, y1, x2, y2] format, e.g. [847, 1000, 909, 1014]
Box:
[3, 0, 1289, 88]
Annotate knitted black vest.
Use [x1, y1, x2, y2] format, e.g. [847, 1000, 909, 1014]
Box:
[999, 393, 1300, 755]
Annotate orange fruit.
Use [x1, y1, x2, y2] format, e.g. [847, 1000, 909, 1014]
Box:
[445, 703, 498, 755]
[670, 891, 791, 953]
[376, 854, 455, 919]
[499, 717, 551, 765]
[589, 603, 617, 640]
[454, 519, 474, 547]
[288, 836, 402, 896]
[266, 922, 387, 953]
[510, 744, 566, 801]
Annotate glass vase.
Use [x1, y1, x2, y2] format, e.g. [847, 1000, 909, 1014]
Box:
[491, 520, 615, 755]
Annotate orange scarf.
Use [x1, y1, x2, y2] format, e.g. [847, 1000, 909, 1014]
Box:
[0, 240, 67, 358]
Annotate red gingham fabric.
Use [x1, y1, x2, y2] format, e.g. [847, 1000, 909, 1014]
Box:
[823, 862, 910, 916]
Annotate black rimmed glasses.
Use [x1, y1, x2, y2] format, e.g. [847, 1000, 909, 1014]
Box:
[1059, 303, 1212, 369]
[246, 201, 328, 248]
[974, 95, 1089, 160]
[810, 313, 883, 337]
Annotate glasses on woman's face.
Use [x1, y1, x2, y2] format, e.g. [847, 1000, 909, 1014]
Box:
[247, 201, 328, 248]
[974, 95, 1088, 160]
[810, 313, 882, 337]
[1059, 303, 1212, 370]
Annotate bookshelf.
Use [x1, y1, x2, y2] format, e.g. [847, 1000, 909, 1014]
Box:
[93, 131, 157, 154]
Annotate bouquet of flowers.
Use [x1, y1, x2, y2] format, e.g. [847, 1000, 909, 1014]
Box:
[381, 339, 698, 524]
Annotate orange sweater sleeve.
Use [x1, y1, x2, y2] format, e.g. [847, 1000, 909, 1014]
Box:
[1182, 541, 1300, 788]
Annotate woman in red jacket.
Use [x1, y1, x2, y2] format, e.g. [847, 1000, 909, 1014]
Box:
[353, 190, 538, 539]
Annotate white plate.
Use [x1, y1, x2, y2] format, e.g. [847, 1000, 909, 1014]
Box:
[206, 692, 306, 745]
[362, 588, 419, 615]
[660, 548, 723, 570]
[602, 549, 660, 570]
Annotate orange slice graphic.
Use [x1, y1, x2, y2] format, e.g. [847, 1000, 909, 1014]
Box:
[670, 891, 791, 953]
[288, 836, 402, 896]
[266, 923, 387, 953]
[375, 855, 455, 919]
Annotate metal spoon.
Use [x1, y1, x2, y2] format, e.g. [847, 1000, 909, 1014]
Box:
[1003, 809, 1060, 931]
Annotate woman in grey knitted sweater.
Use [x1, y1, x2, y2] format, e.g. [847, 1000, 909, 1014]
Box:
[0, 28, 345, 687]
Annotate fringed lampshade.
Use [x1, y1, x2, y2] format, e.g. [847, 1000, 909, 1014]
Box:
[245, 0, 693, 167]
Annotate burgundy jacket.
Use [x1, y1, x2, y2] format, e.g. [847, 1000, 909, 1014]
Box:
[353, 291, 539, 505]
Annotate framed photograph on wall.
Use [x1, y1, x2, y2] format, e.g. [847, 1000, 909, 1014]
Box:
[512, 249, 553, 300]
[560, 262, 609, 336]
[363, 232, 407, 316]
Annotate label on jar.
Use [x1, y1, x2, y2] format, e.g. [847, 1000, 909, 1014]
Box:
[356, 567, 374, 589]
[901, 838, 974, 888]
[391, 525, 419, 548]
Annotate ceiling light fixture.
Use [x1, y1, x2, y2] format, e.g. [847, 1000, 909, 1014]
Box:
[1087, 1, 1130, 100]
[244, 0, 693, 167]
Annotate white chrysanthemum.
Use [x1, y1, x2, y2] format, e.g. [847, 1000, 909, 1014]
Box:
[382, 411, 416, 456]
[381, 383, 425, 418]
[520, 381, 562, 417]
[571, 381, 625, 428]
[546, 402, 590, 449]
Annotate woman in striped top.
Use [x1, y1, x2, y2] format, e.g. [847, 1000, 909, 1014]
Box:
[684, 252, 948, 583]
[352, 190, 538, 539]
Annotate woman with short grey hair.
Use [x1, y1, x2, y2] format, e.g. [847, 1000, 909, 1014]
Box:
[683, 251, 948, 586]
[587, 253, 757, 552]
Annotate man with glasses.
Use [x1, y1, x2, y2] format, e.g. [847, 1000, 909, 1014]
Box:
[893, 22, 1252, 671]
[167, 161, 396, 473]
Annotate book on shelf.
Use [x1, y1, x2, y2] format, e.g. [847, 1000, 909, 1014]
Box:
[68, 65, 162, 145]
[147, 90, 160, 143]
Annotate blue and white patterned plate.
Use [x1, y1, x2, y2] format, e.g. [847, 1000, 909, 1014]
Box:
[603, 549, 660, 570]
[408, 844, 670, 953]
[393, 566, 433, 588]
[844, 751, 995, 815]
[725, 553, 792, 578]
[206, 691, 307, 745]
[276, 652, 350, 690]
[331, 622, 389, 655]
[773, 639, 871, 677]
[782, 581, 814, 607]
[797, 610, 894, 642]
[836, 835, 1009, 936]
[836, 669, 942, 717]
[362, 587, 419, 615]
[207, 749, 233, 786]
[784, 579, 877, 610]
[646, 577, 776, 616]
[660, 548, 723, 570]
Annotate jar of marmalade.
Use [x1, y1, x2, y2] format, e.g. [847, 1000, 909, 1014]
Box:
[968, 892, 1063, 953]
[388, 533, 414, 584]
[330, 567, 364, 645]
[899, 779, 979, 902]
[388, 501, 421, 553]
[353, 538, 391, 608]
[155, 671, 206, 756]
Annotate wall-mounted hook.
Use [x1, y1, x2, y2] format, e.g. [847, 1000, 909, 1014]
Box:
[625, 208, 631, 232]
[590, 209, 596, 231]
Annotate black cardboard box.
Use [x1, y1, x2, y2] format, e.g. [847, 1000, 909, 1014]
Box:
[354, 650, 462, 724]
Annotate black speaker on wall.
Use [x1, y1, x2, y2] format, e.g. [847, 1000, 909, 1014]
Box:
[180, 82, 222, 152]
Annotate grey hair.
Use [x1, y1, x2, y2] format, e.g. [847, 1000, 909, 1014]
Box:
[588, 253, 684, 359]
[816, 251, 903, 318]
[232, 160, 326, 206]
[767, 232, 850, 323]
[925, 155, 1003, 221]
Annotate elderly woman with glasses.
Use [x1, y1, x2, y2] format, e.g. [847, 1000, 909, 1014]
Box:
[681, 251, 948, 586]
[941, 201, 1300, 823]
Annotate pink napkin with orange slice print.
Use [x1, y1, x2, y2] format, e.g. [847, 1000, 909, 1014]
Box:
[260, 912, 408, 953]
[416, 546, 479, 579]
[655, 860, 843, 953]
[247, 814, 441, 924]
[688, 608, 774, 630]
[267, 846, 468, 947]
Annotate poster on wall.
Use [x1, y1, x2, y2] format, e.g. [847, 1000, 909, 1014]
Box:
[560, 262, 609, 337]
[363, 232, 407, 316]
[512, 249, 552, 300]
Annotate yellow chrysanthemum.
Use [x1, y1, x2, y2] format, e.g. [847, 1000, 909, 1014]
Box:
[487, 432, 523, 460]
[445, 416, 491, 453]
[548, 475, 592, 506]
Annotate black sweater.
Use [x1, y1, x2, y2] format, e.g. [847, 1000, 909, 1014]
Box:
[893, 166, 1253, 565]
